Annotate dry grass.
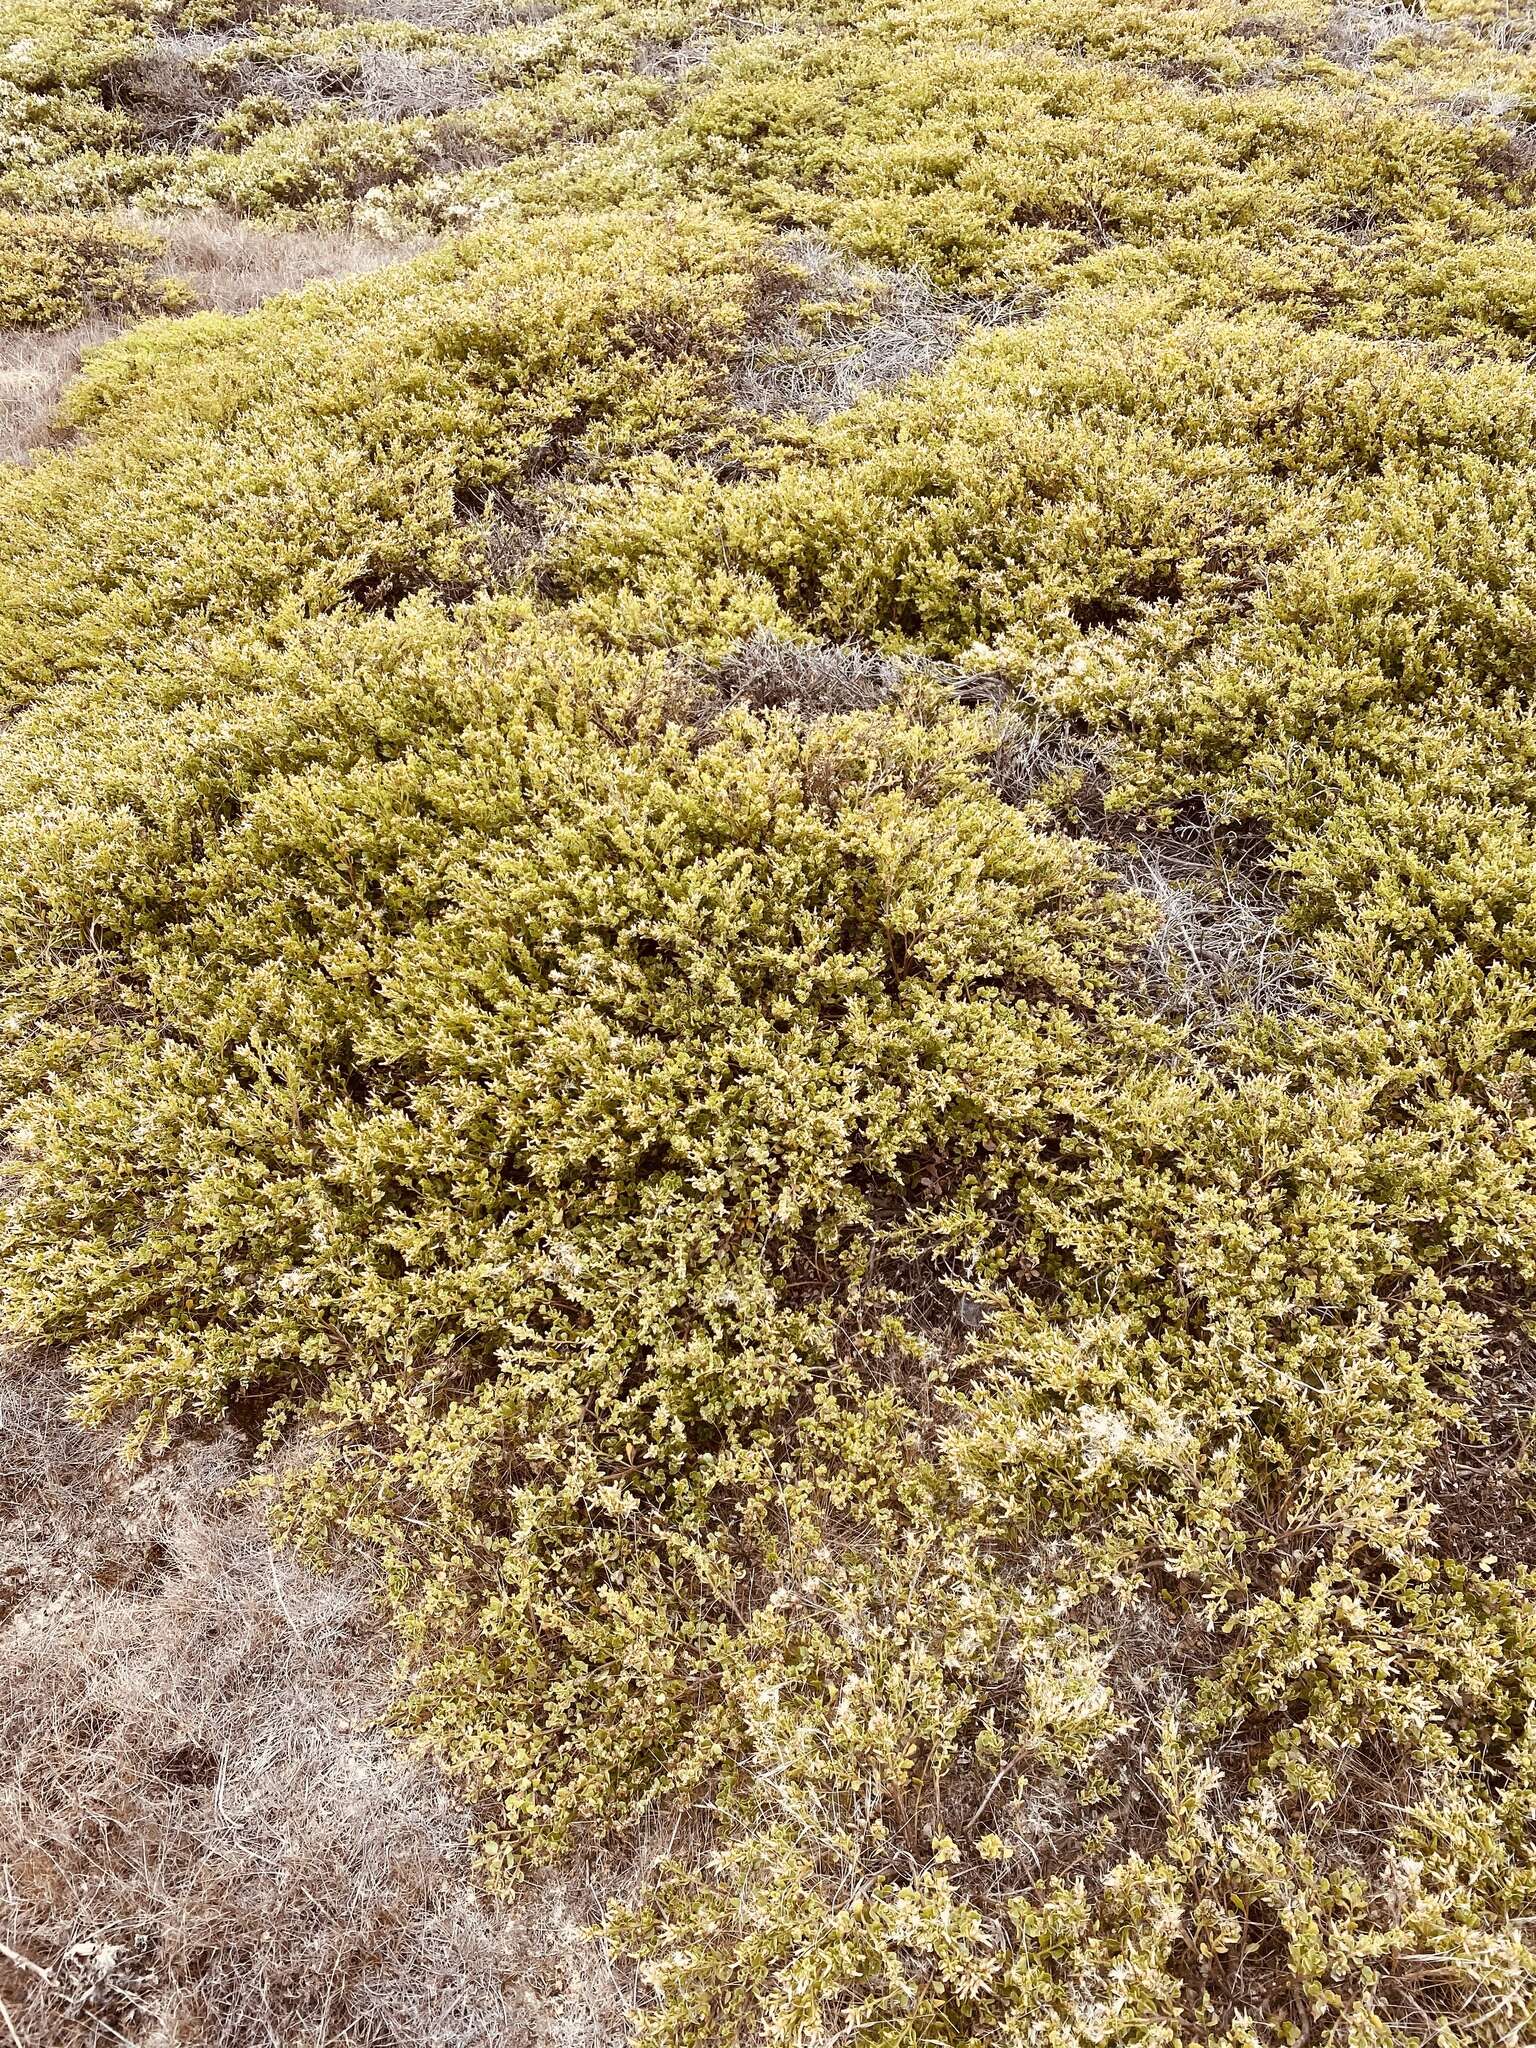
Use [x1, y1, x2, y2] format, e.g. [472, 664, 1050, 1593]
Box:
[324, 0, 559, 24]
[1, 220, 414, 466]
[630, 37, 715, 80]
[739, 233, 1032, 421]
[979, 704, 1108, 812]
[1327, 0, 1536, 62]
[0, 320, 123, 468]
[702, 630, 902, 718]
[146, 215, 419, 315]
[1325, 0, 1444, 64]
[1421, 1337, 1536, 1569]
[684, 641, 1117, 823]
[925, 679, 1310, 1034]
[454, 483, 556, 592]
[0, 1357, 634, 2047]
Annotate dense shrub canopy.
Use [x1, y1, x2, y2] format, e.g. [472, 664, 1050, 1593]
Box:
[5, 0, 1536, 2039]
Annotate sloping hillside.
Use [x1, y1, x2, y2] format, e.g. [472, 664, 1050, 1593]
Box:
[4, 0, 1536, 2039]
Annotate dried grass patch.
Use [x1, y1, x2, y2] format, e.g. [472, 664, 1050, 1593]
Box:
[0, 320, 123, 468]
[0, 1357, 632, 2048]
[0, 218, 415, 465]
[145, 213, 420, 314]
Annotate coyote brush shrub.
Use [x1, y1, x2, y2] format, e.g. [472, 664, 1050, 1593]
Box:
[0, 207, 186, 327]
[0, 208, 753, 705]
[1, 595, 1155, 1843]
[5, 0, 1536, 2039]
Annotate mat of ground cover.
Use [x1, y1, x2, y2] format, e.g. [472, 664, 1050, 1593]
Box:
[3, 0, 1536, 2041]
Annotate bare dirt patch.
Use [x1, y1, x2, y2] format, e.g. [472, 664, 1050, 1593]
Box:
[1422, 1338, 1536, 1570]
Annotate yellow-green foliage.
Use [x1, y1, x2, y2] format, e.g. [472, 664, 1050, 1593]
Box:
[5, 0, 1536, 2040]
[0, 207, 186, 325]
[0, 209, 751, 702]
[0, 0, 146, 175]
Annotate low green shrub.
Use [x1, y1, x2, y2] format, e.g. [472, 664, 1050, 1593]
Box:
[4, 0, 1536, 2038]
[0, 207, 186, 326]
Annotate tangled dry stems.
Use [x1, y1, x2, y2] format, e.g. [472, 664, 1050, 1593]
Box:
[1124, 840, 1305, 1031]
[326, 0, 558, 23]
[1325, 0, 1445, 66]
[738, 233, 1033, 422]
[698, 630, 901, 720]
[107, 35, 488, 148]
